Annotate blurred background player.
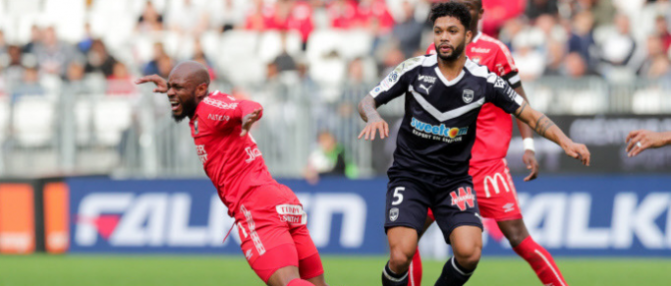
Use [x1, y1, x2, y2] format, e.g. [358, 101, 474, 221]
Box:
[357, 2, 590, 285]
[412, 1, 569, 286]
[136, 61, 327, 286]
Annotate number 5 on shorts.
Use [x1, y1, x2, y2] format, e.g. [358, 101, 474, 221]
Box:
[392, 187, 405, 205]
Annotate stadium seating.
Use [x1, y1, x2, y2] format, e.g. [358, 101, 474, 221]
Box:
[74, 99, 93, 146]
[92, 97, 133, 147]
[12, 96, 56, 147]
[0, 98, 9, 143]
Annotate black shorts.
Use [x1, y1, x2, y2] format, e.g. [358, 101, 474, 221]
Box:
[384, 171, 483, 244]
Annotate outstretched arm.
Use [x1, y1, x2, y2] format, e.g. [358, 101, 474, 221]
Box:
[135, 74, 168, 93]
[514, 102, 590, 166]
[357, 95, 389, 140]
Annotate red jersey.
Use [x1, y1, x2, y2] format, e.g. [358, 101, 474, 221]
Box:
[426, 32, 521, 163]
[189, 91, 276, 217]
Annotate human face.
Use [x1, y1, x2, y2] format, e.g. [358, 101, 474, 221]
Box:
[433, 15, 471, 62]
[166, 73, 199, 122]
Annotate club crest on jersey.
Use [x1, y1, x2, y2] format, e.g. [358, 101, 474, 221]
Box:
[462, 89, 474, 103]
[450, 187, 475, 211]
[494, 77, 506, 89]
[389, 207, 399, 222]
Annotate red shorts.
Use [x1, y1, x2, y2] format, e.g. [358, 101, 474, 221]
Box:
[427, 159, 522, 222]
[234, 183, 323, 283]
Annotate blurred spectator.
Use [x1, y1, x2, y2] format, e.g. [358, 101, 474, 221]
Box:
[0, 30, 6, 55]
[526, 0, 559, 20]
[156, 55, 174, 79]
[304, 130, 355, 184]
[34, 26, 82, 77]
[22, 25, 42, 54]
[245, 0, 270, 31]
[192, 40, 217, 80]
[392, 1, 423, 58]
[577, 0, 617, 28]
[137, 1, 164, 33]
[209, 0, 249, 31]
[600, 14, 636, 66]
[66, 61, 85, 82]
[346, 58, 365, 84]
[245, 0, 314, 45]
[3, 45, 27, 85]
[380, 45, 405, 76]
[512, 33, 546, 81]
[638, 36, 668, 76]
[12, 67, 44, 102]
[142, 42, 168, 76]
[562, 52, 596, 78]
[106, 62, 136, 95]
[273, 33, 297, 73]
[481, 0, 526, 37]
[357, 0, 395, 36]
[646, 55, 671, 79]
[655, 15, 671, 53]
[567, 11, 597, 71]
[77, 23, 94, 54]
[328, 0, 359, 29]
[85, 39, 117, 77]
[544, 41, 566, 75]
[166, 0, 209, 35]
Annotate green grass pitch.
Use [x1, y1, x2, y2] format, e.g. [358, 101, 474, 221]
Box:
[1, 255, 670, 285]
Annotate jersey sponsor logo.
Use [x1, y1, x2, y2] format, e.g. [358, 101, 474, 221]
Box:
[450, 187, 475, 211]
[207, 114, 230, 122]
[483, 173, 511, 198]
[471, 56, 481, 64]
[276, 204, 307, 225]
[371, 86, 382, 97]
[471, 47, 491, 53]
[410, 117, 468, 143]
[419, 84, 432, 94]
[196, 145, 208, 163]
[240, 204, 266, 255]
[494, 77, 506, 89]
[462, 89, 474, 103]
[418, 75, 436, 84]
[244, 147, 262, 163]
[203, 97, 238, 110]
[389, 207, 399, 222]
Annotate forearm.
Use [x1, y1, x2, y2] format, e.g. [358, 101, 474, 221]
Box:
[358, 95, 381, 123]
[517, 106, 571, 147]
[239, 100, 263, 119]
[513, 86, 534, 139]
[662, 131, 671, 146]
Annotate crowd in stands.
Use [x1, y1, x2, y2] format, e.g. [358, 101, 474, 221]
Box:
[0, 0, 668, 103]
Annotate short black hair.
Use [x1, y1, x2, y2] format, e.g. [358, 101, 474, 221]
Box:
[430, 2, 472, 31]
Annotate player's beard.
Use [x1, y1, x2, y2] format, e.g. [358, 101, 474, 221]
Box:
[173, 98, 198, 123]
[437, 40, 466, 62]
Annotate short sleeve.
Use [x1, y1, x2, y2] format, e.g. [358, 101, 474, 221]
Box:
[369, 57, 423, 106]
[201, 96, 263, 131]
[485, 74, 524, 114]
[493, 45, 521, 88]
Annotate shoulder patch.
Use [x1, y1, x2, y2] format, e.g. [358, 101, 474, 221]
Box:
[394, 57, 423, 74]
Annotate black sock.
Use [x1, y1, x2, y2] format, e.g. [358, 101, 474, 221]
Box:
[382, 261, 409, 286]
[434, 256, 474, 286]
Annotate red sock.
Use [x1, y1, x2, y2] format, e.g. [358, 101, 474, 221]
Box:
[513, 236, 568, 286]
[408, 247, 422, 286]
[287, 279, 315, 286]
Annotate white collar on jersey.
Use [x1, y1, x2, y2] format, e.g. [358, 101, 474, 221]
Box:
[472, 31, 482, 44]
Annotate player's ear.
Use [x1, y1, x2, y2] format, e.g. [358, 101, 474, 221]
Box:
[465, 29, 473, 43]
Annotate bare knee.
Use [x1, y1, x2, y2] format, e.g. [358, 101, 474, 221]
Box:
[453, 243, 482, 270]
[389, 246, 415, 272]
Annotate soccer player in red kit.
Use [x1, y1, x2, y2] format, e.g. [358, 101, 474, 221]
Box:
[136, 62, 327, 286]
[410, 1, 569, 286]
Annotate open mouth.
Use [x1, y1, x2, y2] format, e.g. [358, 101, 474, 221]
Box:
[170, 100, 180, 112]
[439, 45, 453, 53]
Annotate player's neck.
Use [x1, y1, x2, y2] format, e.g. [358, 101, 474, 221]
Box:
[437, 53, 466, 80]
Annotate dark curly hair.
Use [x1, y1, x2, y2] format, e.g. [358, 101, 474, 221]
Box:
[430, 2, 472, 31]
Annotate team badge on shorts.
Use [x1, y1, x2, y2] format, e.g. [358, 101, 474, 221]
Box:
[389, 207, 399, 222]
[462, 89, 474, 103]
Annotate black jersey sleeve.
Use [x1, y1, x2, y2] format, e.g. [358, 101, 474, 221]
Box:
[369, 57, 423, 106]
[485, 73, 525, 114]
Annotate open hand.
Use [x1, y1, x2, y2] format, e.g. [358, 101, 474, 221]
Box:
[522, 150, 539, 181]
[358, 119, 389, 141]
[135, 74, 168, 93]
[562, 141, 590, 166]
[240, 108, 262, 136]
[625, 130, 669, 157]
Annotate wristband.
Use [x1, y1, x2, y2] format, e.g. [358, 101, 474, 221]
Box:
[523, 138, 535, 152]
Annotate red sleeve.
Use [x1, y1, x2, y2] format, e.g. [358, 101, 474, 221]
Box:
[201, 97, 263, 131]
[426, 43, 436, 55]
[493, 44, 521, 88]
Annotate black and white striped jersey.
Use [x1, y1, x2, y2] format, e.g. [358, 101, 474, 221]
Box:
[370, 54, 525, 178]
